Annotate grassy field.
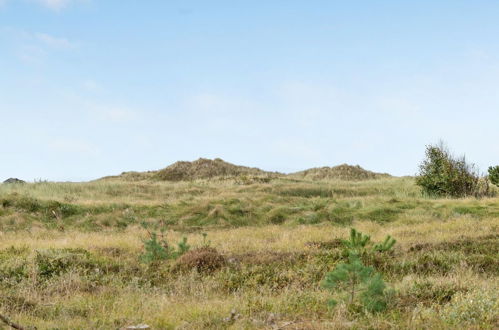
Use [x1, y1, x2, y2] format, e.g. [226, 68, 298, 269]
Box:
[0, 176, 498, 329]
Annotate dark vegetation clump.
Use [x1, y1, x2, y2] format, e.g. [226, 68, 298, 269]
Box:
[416, 142, 486, 198]
[174, 247, 226, 273]
[2, 178, 25, 184]
[398, 280, 468, 307]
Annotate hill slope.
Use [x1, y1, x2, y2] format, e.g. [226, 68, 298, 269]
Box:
[99, 160, 389, 182]
[155, 158, 279, 181]
[290, 164, 390, 181]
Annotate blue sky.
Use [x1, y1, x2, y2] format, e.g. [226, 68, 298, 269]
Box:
[1, 0, 499, 181]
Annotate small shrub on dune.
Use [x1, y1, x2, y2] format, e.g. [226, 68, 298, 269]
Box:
[416, 142, 488, 198]
[489, 166, 499, 187]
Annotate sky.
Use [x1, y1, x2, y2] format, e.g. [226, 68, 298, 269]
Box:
[1, 0, 499, 181]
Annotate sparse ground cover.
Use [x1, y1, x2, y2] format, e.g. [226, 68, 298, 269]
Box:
[0, 177, 498, 329]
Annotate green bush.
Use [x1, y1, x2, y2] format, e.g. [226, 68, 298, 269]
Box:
[488, 166, 499, 186]
[416, 143, 481, 197]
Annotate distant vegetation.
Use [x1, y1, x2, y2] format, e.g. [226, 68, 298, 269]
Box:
[99, 158, 277, 182]
[99, 158, 390, 183]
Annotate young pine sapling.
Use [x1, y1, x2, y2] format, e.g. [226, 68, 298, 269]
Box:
[322, 228, 396, 313]
[139, 221, 190, 263]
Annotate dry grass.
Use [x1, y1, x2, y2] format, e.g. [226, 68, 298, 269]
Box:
[0, 216, 496, 255]
[0, 177, 498, 329]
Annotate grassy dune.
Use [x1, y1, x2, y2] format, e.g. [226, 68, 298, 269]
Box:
[0, 177, 498, 329]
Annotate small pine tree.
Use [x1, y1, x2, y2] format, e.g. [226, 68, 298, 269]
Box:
[174, 237, 191, 258]
[373, 235, 396, 252]
[140, 232, 171, 263]
[360, 273, 388, 312]
[341, 228, 396, 256]
[139, 221, 190, 263]
[489, 166, 499, 187]
[322, 254, 388, 312]
[322, 228, 395, 313]
[342, 228, 371, 255]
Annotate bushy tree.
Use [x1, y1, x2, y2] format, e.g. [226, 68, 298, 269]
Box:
[416, 142, 480, 197]
[489, 166, 499, 187]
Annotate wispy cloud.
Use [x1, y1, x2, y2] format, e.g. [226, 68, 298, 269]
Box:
[33, 0, 72, 11]
[91, 105, 138, 123]
[82, 79, 102, 92]
[1, 28, 78, 63]
[48, 138, 100, 155]
[18, 44, 46, 64]
[35, 32, 75, 49]
[1, 0, 80, 10]
[187, 92, 241, 115]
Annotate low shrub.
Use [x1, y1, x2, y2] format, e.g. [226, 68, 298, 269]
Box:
[489, 165, 499, 186]
[35, 248, 92, 279]
[174, 247, 225, 273]
[406, 280, 466, 305]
